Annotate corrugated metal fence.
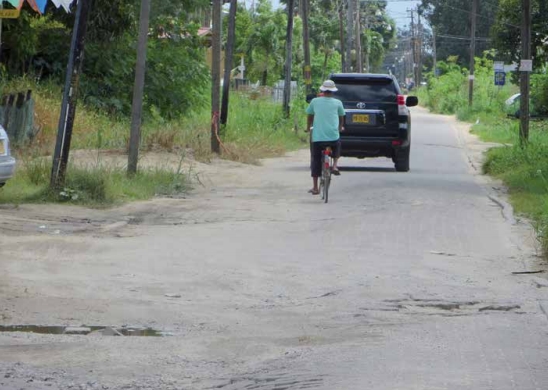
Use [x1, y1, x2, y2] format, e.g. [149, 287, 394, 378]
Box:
[272, 80, 298, 103]
[0, 90, 35, 144]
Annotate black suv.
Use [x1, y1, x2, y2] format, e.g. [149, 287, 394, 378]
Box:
[329, 73, 418, 172]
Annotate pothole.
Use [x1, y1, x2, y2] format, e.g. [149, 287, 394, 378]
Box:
[0, 325, 170, 336]
[378, 298, 523, 317]
[209, 373, 325, 389]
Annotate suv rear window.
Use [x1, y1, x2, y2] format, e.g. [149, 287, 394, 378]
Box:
[333, 79, 398, 103]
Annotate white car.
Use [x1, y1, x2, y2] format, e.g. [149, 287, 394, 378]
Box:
[0, 125, 16, 187]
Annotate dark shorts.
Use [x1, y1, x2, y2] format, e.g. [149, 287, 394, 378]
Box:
[311, 140, 341, 177]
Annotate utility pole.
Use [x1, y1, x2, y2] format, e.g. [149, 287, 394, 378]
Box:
[432, 27, 437, 78]
[210, 0, 221, 154]
[346, 0, 354, 72]
[364, 12, 370, 72]
[302, 0, 312, 94]
[127, 0, 151, 175]
[520, 0, 532, 144]
[468, 0, 478, 107]
[356, 0, 363, 72]
[283, 0, 295, 118]
[50, 0, 92, 188]
[417, 9, 422, 85]
[0, 2, 3, 64]
[220, 0, 237, 126]
[409, 9, 416, 85]
[339, 1, 345, 72]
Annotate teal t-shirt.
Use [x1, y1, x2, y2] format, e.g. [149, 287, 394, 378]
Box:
[306, 97, 345, 142]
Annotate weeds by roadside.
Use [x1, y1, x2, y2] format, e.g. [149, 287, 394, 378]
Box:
[0, 156, 189, 207]
[0, 78, 307, 205]
[1, 79, 306, 163]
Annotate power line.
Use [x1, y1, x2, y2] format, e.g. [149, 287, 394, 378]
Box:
[432, 3, 522, 31]
[436, 33, 491, 41]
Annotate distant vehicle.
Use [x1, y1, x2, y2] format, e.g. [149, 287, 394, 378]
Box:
[505, 93, 539, 118]
[329, 73, 418, 172]
[0, 125, 16, 187]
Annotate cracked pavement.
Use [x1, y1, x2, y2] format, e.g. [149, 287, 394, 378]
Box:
[1, 107, 548, 389]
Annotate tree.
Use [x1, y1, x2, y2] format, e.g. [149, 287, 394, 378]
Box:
[244, 0, 286, 86]
[358, 1, 397, 72]
[1, 0, 211, 119]
[420, 0, 499, 67]
[492, 0, 548, 69]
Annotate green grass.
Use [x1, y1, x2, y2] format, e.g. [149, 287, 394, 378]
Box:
[220, 94, 307, 163]
[0, 157, 189, 207]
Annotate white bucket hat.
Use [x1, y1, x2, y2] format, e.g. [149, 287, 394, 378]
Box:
[319, 80, 338, 92]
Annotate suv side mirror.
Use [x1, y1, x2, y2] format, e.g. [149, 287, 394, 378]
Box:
[406, 96, 419, 107]
[306, 93, 315, 103]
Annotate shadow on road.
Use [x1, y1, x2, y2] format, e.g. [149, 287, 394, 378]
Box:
[284, 166, 310, 172]
[339, 166, 395, 173]
[284, 166, 396, 173]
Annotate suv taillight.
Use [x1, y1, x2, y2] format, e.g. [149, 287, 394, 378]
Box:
[397, 94, 407, 115]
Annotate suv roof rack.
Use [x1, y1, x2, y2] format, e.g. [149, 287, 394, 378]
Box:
[330, 73, 395, 80]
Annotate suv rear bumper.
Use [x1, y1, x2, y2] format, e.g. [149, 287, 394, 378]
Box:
[340, 136, 409, 158]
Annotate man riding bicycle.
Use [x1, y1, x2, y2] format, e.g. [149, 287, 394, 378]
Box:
[305, 80, 345, 195]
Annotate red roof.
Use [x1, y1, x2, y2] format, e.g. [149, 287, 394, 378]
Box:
[198, 27, 211, 37]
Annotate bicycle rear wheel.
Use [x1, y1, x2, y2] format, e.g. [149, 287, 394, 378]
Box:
[319, 176, 325, 200]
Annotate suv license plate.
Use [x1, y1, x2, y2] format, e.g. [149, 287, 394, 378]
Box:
[353, 114, 369, 124]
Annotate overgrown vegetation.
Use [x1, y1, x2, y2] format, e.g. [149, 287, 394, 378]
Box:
[418, 54, 548, 256]
[0, 0, 397, 206]
[0, 77, 306, 205]
[0, 156, 189, 206]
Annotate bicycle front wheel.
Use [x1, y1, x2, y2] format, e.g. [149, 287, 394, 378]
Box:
[322, 169, 330, 203]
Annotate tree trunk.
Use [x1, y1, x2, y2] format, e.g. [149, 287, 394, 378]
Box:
[339, 5, 345, 71]
[322, 51, 329, 80]
[262, 69, 268, 87]
[301, 0, 311, 94]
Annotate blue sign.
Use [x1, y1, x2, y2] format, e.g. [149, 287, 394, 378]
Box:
[495, 71, 506, 86]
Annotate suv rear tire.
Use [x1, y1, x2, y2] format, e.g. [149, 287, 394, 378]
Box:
[394, 148, 410, 172]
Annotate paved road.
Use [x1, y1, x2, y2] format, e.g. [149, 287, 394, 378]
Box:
[1, 108, 548, 389]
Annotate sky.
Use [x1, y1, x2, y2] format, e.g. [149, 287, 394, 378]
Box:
[253, 0, 423, 29]
[386, 1, 422, 28]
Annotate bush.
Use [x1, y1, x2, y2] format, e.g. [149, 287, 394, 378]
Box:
[420, 55, 516, 119]
[80, 28, 209, 119]
[531, 73, 548, 115]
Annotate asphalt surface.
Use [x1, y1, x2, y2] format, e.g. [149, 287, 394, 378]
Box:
[1, 107, 548, 389]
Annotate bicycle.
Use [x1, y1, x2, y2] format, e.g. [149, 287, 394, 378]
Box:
[318, 146, 333, 203]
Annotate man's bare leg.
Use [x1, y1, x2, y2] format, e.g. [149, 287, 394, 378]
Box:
[311, 176, 319, 194]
